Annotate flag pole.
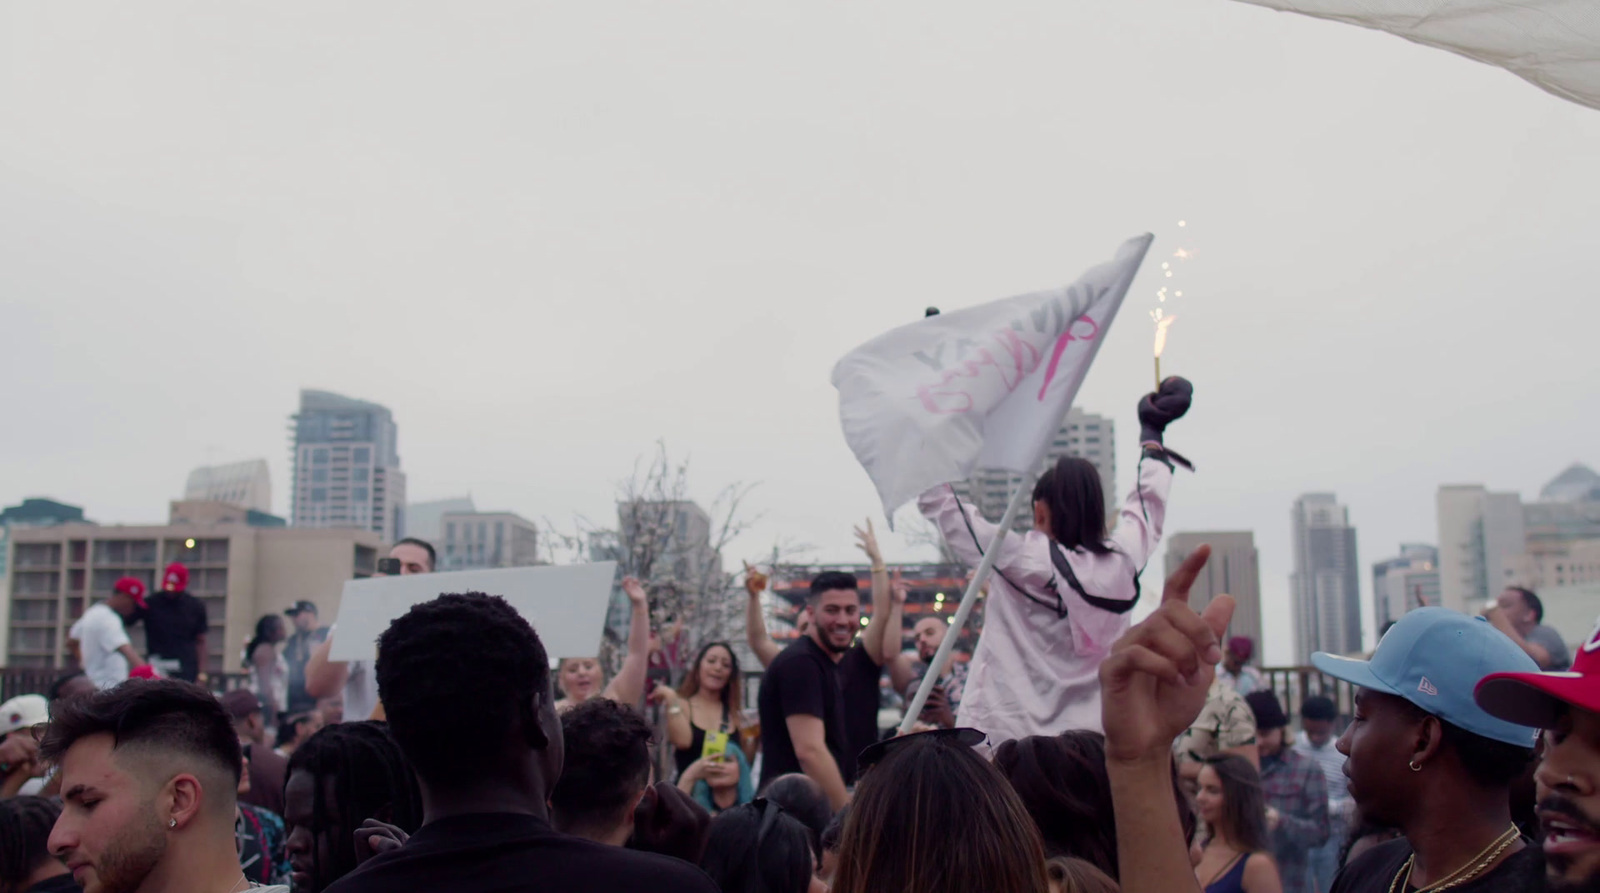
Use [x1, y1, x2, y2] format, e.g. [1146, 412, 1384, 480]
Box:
[898, 473, 1034, 735]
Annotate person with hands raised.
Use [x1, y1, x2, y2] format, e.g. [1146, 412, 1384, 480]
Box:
[1100, 544, 1236, 893]
[556, 576, 652, 712]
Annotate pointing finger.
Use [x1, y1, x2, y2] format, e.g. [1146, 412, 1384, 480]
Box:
[1162, 545, 1210, 605]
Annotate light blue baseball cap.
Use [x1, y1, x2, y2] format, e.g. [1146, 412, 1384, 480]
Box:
[1311, 607, 1541, 747]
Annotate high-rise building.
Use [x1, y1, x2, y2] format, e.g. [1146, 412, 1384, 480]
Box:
[1372, 544, 1440, 634]
[1290, 494, 1362, 661]
[290, 390, 406, 542]
[403, 496, 476, 547]
[954, 408, 1115, 533]
[1165, 532, 1262, 653]
[438, 511, 540, 571]
[0, 498, 90, 676]
[3, 500, 379, 670]
[1436, 485, 1526, 613]
[184, 460, 272, 514]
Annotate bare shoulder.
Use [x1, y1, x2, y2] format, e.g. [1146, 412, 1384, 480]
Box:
[1242, 852, 1283, 893]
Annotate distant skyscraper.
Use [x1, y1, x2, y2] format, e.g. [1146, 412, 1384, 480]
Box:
[290, 389, 406, 542]
[1165, 532, 1262, 654]
[1372, 544, 1440, 634]
[404, 496, 476, 546]
[1436, 485, 1525, 613]
[1290, 494, 1362, 661]
[184, 459, 272, 513]
[954, 408, 1115, 534]
[438, 510, 540, 571]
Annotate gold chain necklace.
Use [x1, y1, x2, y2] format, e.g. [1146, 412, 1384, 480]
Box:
[1387, 825, 1521, 893]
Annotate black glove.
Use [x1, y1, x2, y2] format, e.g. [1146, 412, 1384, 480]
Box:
[1138, 377, 1193, 445]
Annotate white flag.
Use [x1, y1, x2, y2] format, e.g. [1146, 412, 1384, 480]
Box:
[832, 234, 1152, 518]
[1233, 0, 1600, 112]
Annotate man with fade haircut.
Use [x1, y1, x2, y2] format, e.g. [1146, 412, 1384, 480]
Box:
[1476, 614, 1600, 893]
[323, 592, 717, 893]
[41, 679, 289, 893]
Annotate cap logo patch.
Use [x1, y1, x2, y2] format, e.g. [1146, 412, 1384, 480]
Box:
[8, 713, 19, 724]
[1418, 677, 1439, 696]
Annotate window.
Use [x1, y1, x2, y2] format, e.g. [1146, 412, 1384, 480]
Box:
[10, 599, 57, 622]
[313, 468, 329, 483]
[202, 539, 229, 563]
[14, 543, 62, 568]
[353, 466, 369, 483]
[496, 522, 504, 544]
[353, 447, 371, 463]
[312, 488, 328, 503]
[312, 448, 329, 464]
[352, 487, 369, 502]
[446, 522, 456, 542]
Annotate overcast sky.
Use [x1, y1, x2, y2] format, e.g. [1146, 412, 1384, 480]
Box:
[4, 2, 1597, 665]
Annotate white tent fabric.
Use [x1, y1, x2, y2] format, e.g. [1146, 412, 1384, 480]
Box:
[1234, 0, 1600, 111]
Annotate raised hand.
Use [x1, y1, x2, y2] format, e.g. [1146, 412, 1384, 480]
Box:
[891, 568, 908, 605]
[854, 518, 883, 567]
[742, 561, 769, 598]
[353, 818, 410, 864]
[622, 576, 648, 607]
[1099, 545, 1233, 765]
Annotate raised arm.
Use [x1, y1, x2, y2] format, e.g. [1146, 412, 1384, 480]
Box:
[1483, 607, 1553, 667]
[304, 635, 350, 701]
[856, 520, 891, 666]
[884, 573, 915, 695]
[743, 563, 782, 668]
[603, 577, 652, 707]
[1100, 545, 1231, 893]
[916, 486, 1054, 596]
[787, 714, 849, 810]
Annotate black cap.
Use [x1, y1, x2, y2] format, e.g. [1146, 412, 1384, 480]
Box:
[285, 600, 318, 617]
[1244, 690, 1289, 730]
[924, 307, 941, 317]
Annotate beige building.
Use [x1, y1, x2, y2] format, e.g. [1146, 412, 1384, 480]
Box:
[1165, 532, 1263, 658]
[1504, 538, 1600, 591]
[3, 500, 379, 672]
[438, 510, 540, 571]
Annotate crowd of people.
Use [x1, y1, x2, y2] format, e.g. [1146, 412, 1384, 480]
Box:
[2, 382, 1597, 893]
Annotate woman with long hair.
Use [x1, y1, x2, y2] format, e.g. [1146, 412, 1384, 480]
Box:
[1192, 756, 1282, 893]
[916, 378, 1193, 744]
[244, 613, 290, 728]
[699, 800, 815, 893]
[832, 733, 1050, 893]
[656, 641, 757, 812]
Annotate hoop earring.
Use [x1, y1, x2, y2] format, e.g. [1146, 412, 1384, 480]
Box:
[1408, 760, 1422, 772]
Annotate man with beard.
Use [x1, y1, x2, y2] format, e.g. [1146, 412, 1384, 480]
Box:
[1477, 615, 1600, 893]
[41, 679, 289, 893]
[1313, 608, 1544, 893]
[757, 571, 866, 810]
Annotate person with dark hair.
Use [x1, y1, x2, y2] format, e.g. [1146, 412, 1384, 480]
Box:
[0, 797, 75, 893]
[234, 749, 290, 887]
[657, 641, 754, 774]
[832, 732, 1049, 893]
[322, 592, 717, 893]
[282, 600, 327, 716]
[550, 699, 655, 845]
[65, 577, 148, 690]
[818, 806, 846, 886]
[1220, 637, 1262, 696]
[760, 774, 832, 863]
[305, 539, 436, 725]
[142, 563, 209, 683]
[1312, 607, 1544, 892]
[40, 679, 286, 893]
[273, 710, 323, 758]
[243, 615, 289, 729]
[915, 378, 1193, 744]
[750, 523, 899, 766]
[48, 673, 96, 707]
[1, 696, 50, 798]
[1193, 755, 1283, 893]
[221, 689, 289, 816]
[1486, 585, 1573, 670]
[993, 729, 1195, 880]
[698, 800, 814, 893]
[1475, 613, 1600, 893]
[1243, 691, 1327, 893]
[282, 721, 422, 893]
[1293, 695, 1349, 893]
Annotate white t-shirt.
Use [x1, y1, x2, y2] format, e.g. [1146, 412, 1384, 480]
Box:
[326, 625, 381, 721]
[70, 602, 131, 689]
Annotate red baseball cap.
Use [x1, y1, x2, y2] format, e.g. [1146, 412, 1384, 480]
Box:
[113, 576, 149, 609]
[163, 562, 189, 592]
[1475, 615, 1600, 728]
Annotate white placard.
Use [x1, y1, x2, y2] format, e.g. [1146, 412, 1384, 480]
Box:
[326, 562, 618, 663]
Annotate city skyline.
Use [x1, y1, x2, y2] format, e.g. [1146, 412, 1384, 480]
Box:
[1290, 493, 1363, 661]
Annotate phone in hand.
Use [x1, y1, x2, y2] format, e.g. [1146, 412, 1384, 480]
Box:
[376, 557, 401, 575]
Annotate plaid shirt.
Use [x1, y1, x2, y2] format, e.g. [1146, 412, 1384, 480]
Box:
[1260, 747, 1331, 893]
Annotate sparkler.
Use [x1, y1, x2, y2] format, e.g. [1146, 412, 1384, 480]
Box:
[1150, 307, 1176, 388]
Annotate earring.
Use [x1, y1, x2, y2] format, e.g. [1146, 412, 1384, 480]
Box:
[169, 818, 177, 828]
[1408, 760, 1422, 772]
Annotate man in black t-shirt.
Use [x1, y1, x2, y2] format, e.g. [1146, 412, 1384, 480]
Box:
[323, 592, 716, 893]
[282, 600, 328, 715]
[142, 562, 209, 682]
